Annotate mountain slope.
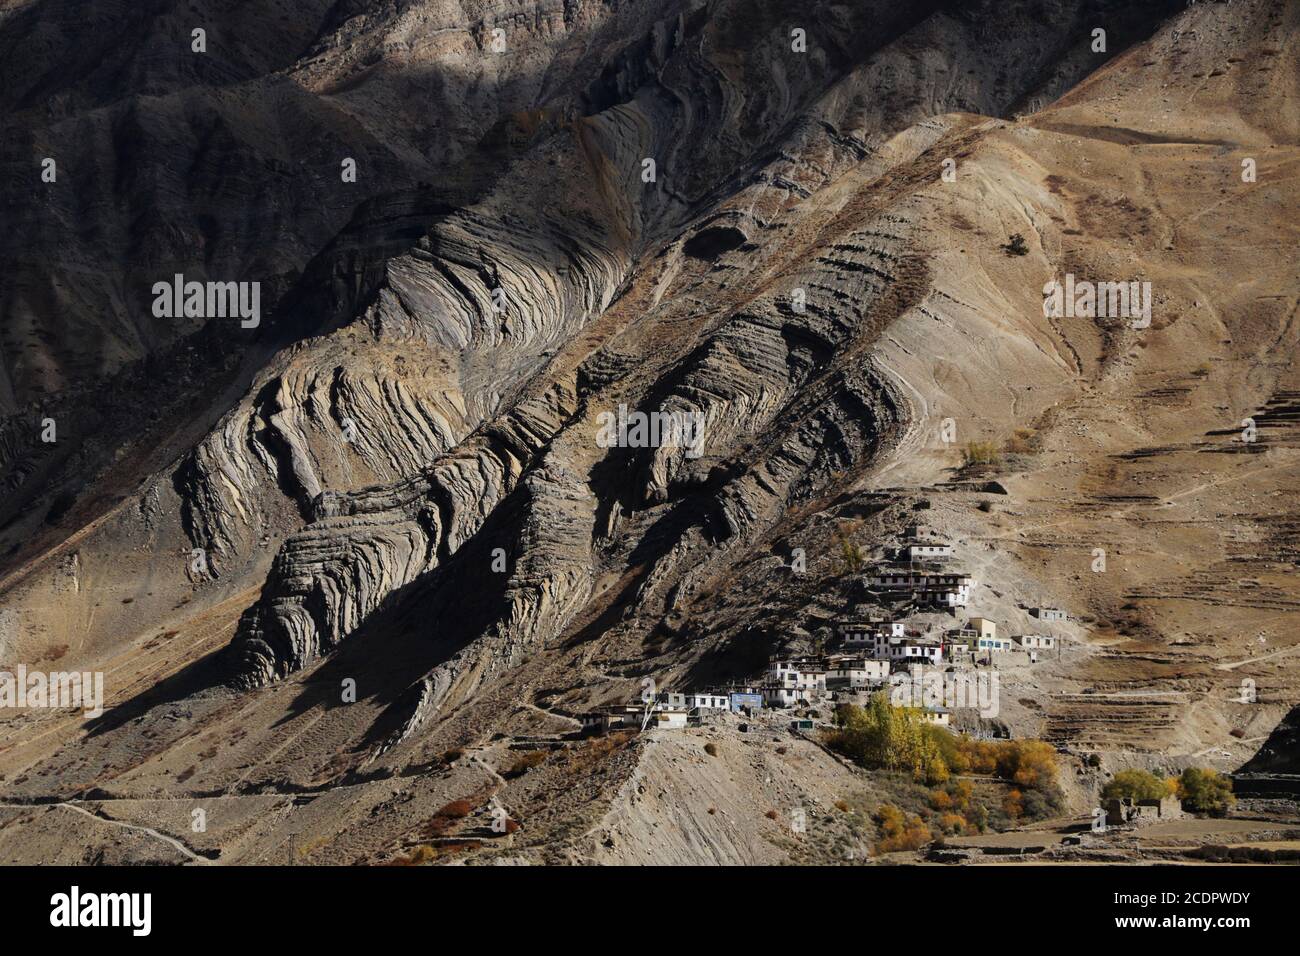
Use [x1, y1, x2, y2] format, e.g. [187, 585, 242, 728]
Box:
[0, 0, 1296, 865]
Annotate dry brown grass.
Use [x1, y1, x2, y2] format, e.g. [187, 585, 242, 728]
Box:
[436, 799, 474, 818]
[1003, 428, 1039, 454]
[385, 842, 474, 866]
[504, 750, 548, 778]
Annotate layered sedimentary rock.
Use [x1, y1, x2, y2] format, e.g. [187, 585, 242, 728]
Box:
[229, 376, 582, 687]
[205, 0, 1186, 716]
[3, 1, 1297, 866]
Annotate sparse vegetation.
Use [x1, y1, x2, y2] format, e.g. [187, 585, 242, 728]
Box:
[988, 739, 1061, 795]
[833, 520, 868, 574]
[838, 538, 866, 573]
[962, 440, 1001, 468]
[1003, 233, 1030, 256]
[1097, 766, 1233, 817]
[435, 799, 474, 819]
[503, 750, 547, 778]
[1177, 767, 1235, 816]
[561, 729, 635, 774]
[386, 843, 472, 866]
[388, 845, 436, 866]
[418, 797, 484, 841]
[1002, 788, 1026, 822]
[1003, 427, 1039, 454]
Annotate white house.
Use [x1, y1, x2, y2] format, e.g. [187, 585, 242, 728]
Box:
[854, 629, 946, 666]
[769, 660, 799, 685]
[684, 691, 730, 712]
[825, 657, 890, 689]
[580, 706, 643, 733]
[902, 543, 954, 562]
[860, 631, 891, 659]
[580, 710, 628, 733]
[762, 684, 802, 708]
[895, 640, 944, 665]
[976, 635, 1014, 653]
[646, 708, 690, 730]
[767, 659, 826, 696]
[799, 663, 827, 694]
[842, 624, 904, 655]
[1032, 607, 1067, 621]
[867, 637, 944, 665]
[929, 580, 972, 608]
[1017, 634, 1056, 650]
[920, 707, 951, 727]
[840, 620, 905, 648]
[867, 571, 973, 608]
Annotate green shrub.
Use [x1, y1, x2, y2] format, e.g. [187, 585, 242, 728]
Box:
[1178, 768, 1235, 816]
[833, 519, 867, 574]
[837, 538, 866, 573]
[1102, 769, 1176, 803]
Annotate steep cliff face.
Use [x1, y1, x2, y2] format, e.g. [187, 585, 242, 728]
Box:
[0, 0, 671, 570]
[0, 0, 1297, 866]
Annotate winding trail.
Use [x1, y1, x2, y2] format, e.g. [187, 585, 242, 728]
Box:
[48, 801, 212, 864]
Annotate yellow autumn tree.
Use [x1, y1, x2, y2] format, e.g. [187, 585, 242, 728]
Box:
[827, 694, 949, 784]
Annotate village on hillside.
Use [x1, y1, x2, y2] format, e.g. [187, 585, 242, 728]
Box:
[580, 526, 1069, 736]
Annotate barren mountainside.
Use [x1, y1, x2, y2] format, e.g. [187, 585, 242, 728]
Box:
[0, 0, 1297, 865]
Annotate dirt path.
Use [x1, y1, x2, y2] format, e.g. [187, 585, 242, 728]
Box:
[1216, 644, 1300, 671]
[49, 801, 212, 864]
